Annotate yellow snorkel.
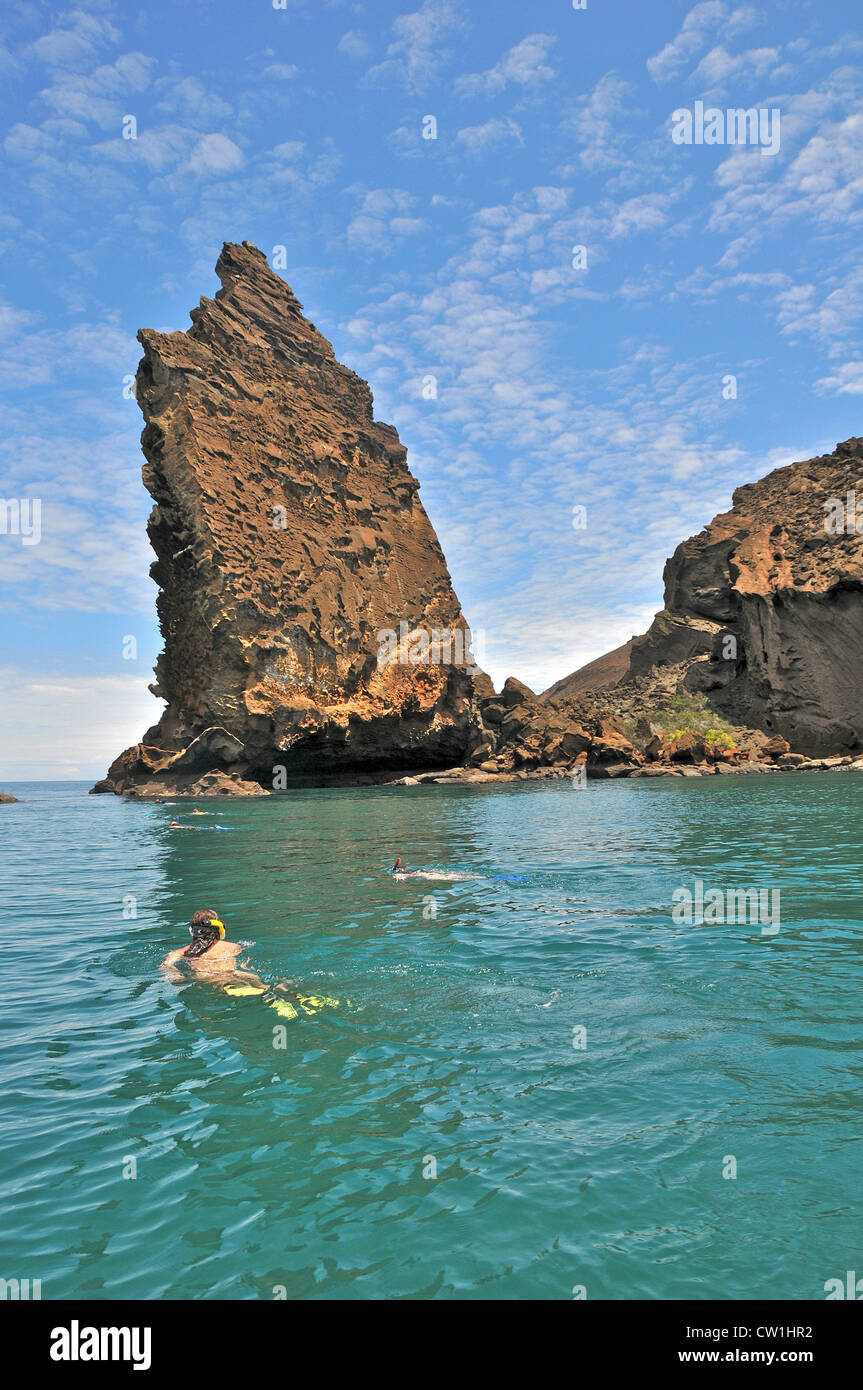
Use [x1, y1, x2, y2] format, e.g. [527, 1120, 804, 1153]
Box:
[209, 918, 226, 939]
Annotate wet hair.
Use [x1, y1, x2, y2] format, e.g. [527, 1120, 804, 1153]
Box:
[184, 907, 222, 959]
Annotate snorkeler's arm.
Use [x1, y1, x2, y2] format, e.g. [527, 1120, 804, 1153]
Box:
[160, 949, 186, 983]
[224, 944, 266, 987]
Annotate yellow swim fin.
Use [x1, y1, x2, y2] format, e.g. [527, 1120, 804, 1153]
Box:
[269, 998, 299, 1020]
[223, 984, 268, 997]
[295, 993, 339, 1013]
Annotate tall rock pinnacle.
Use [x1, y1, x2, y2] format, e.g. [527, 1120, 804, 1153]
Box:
[100, 241, 490, 793]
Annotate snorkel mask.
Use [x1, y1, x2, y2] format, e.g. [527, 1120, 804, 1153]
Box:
[189, 917, 225, 940]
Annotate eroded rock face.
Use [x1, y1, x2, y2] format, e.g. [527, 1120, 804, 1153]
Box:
[545, 438, 863, 756]
[100, 242, 490, 793]
[632, 437, 863, 753]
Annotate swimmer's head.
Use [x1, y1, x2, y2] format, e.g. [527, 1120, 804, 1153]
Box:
[185, 907, 225, 958]
[392, 857, 402, 874]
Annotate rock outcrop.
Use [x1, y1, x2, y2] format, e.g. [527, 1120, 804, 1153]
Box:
[635, 437, 863, 753]
[96, 244, 861, 794]
[0, 792, 20, 803]
[545, 438, 863, 756]
[98, 241, 498, 795]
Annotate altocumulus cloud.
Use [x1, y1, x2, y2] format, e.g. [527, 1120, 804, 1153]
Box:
[187, 133, 244, 175]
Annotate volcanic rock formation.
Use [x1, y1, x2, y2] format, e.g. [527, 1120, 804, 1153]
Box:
[96, 243, 861, 795]
[98, 242, 504, 795]
[545, 437, 863, 755]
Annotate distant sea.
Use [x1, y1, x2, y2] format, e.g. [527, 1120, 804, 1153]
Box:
[1, 774, 861, 1300]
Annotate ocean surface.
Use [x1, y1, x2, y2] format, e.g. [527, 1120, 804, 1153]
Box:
[1, 773, 861, 1301]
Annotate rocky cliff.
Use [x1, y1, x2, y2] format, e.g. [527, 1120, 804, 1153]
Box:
[98, 242, 495, 795]
[96, 244, 862, 795]
[547, 437, 863, 755]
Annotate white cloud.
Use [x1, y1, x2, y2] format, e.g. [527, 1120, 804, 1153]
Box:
[648, 1, 726, 82]
[187, 133, 244, 176]
[455, 116, 523, 154]
[0, 315, 136, 389]
[364, 0, 467, 91]
[606, 191, 680, 239]
[815, 361, 863, 395]
[0, 671, 163, 781]
[455, 34, 557, 97]
[38, 51, 156, 128]
[562, 73, 637, 173]
[0, 302, 35, 339]
[647, 2, 758, 83]
[691, 44, 782, 89]
[29, 11, 121, 70]
[777, 266, 863, 353]
[338, 31, 372, 60]
[346, 188, 426, 254]
[708, 108, 863, 260]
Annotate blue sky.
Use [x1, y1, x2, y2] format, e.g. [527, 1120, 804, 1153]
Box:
[1, 0, 862, 779]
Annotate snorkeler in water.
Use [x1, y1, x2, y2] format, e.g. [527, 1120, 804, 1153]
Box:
[390, 858, 516, 883]
[392, 857, 429, 877]
[161, 909, 251, 982]
[160, 909, 338, 1020]
[167, 817, 228, 832]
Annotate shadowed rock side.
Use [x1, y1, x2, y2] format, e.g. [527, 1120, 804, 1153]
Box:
[546, 437, 863, 757]
[97, 241, 497, 795]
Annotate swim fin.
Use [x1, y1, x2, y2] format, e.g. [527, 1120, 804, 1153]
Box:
[295, 993, 339, 1014]
[269, 998, 300, 1020]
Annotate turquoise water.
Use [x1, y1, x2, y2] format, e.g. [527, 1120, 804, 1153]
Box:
[1, 774, 861, 1301]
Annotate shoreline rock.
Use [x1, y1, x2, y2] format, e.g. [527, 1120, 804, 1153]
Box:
[383, 752, 863, 788]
